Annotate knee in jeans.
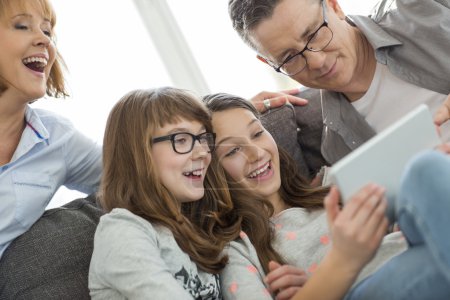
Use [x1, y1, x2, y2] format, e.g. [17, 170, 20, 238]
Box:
[401, 150, 447, 189]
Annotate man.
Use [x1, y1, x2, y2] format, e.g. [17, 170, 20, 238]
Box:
[231, 0, 450, 174]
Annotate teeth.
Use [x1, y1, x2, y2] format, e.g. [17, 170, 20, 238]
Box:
[23, 57, 48, 66]
[192, 170, 202, 176]
[248, 162, 270, 178]
[183, 169, 203, 176]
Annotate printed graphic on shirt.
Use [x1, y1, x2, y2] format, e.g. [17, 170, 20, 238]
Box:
[175, 266, 221, 299]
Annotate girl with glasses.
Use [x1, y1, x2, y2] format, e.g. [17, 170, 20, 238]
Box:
[204, 93, 450, 300]
[89, 87, 239, 299]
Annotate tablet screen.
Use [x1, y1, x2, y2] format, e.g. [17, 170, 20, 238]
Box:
[328, 104, 441, 223]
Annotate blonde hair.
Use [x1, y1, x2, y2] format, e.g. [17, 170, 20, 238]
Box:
[101, 87, 240, 273]
[0, 0, 68, 97]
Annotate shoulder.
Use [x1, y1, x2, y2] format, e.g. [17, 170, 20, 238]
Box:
[30, 107, 75, 131]
[371, 0, 449, 23]
[97, 208, 156, 236]
[367, 0, 450, 39]
[95, 208, 162, 248]
[92, 209, 162, 263]
[28, 107, 101, 166]
[224, 232, 262, 267]
[221, 233, 270, 299]
[227, 232, 254, 252]
[27, 107, 80, 145]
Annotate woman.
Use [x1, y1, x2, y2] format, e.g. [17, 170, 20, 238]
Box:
[0, 0, 101, 258]
[204, 93, 450, 300]
[89, 87, 241, 299]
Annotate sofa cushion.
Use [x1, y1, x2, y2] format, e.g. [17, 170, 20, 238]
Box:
[0, 195, 103, 300]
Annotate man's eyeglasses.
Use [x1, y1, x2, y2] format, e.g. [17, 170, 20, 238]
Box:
[259, 0, 333, 76]
[152, 132, 216, 154]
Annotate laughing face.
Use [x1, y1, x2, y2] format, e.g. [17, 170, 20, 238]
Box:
[0, 3, 56, 101]
[151, 119, 212, 203]
[212, 108, 281, 204]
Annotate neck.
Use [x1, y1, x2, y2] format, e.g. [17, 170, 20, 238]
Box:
[343, 29, 377, 102]
[269, 192, 288, 216]
[0, 95, 27, 133]
[0, 93, 28, 165]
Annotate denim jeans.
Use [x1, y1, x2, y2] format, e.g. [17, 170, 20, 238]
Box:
[345, 150, 450, 300]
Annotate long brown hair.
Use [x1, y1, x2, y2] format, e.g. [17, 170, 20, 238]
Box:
[0, 0, 68, 97]
[204, 93, 329, 273]
[101, 87, 240, 273]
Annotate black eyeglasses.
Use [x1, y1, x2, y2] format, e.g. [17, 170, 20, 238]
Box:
[261, 0, 333, 76]
[152, 132, 216, 154]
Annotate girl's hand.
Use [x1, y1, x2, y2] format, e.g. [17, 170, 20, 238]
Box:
[265, 261, 308, 300]
[325, 184, 388, 273]
[250, 89, 308, 113]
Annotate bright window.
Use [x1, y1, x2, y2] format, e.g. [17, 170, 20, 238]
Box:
[34, 0, 172, 207]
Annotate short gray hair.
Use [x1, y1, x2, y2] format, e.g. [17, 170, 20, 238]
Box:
[228, 0, 320, 51]
[228, 0, 281, 50]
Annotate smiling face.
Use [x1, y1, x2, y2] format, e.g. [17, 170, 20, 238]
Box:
[151, 118, 212, 203]
[251, 0, 372, 94]
[0, 2, 56, 102]
[212, 108, 282, 204]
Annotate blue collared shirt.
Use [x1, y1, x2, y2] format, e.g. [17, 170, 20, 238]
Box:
[0, 106, 102, 258]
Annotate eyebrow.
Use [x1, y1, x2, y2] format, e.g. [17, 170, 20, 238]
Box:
[166, 126, 206, 135]
[300, 22, 319, 42]
[216, 118, 259, 147]
[13, 13, 32, 18]
[12, 13, 51, 23]
[275, 7, 323, 63]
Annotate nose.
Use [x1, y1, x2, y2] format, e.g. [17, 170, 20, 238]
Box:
[33, 30, 52, 48]
[303, 50, 327, 70]
[191, 140, 210, 160]
[245, 143, 265, 164]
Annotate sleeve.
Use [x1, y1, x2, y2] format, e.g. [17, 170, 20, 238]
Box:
[220, 239, 274, 300]
[378, 0, 450, 95]
[89, 211, 194, 299]
[293, 89, 332, 172]
[63, 129, 102, 194]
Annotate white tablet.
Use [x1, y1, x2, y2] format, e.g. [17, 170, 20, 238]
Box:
[327, 104, 441, 223]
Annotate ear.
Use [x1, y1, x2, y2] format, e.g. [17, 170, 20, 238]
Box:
[326, 0, 346, 20]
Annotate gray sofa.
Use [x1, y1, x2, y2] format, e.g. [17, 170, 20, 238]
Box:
[0, 195, 103, 300]
[0, 104, 327, 299]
